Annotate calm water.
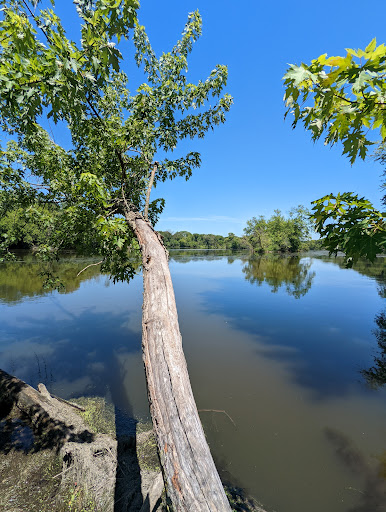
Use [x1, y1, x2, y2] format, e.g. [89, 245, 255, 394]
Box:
[1, 251, 385, 512]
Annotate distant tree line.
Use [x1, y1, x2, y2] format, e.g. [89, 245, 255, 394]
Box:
[160, 207, 323, 252]
[159, 230, 249, 250]
[1, 205, 324, 254]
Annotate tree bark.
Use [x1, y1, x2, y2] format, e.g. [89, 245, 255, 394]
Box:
[125, 210, 232, 511]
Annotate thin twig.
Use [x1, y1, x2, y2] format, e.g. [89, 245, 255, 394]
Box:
[21, 0, 50, 42]
[127, 146, 151, 165]
[0, 32, 12, 44]
[29, 183, 51, 189]
[75, 40, 98, 64]
[198, 409, 237, 428]
[50, 394, 86, 412]
[105, 207, 119, 218]
[77, 260, 103, 276]
[47, 118, 56, 143]
[52, 464, 73, 480]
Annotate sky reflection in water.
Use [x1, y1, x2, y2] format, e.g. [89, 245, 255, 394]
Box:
[0, 252, 385, 512]
[198, 255, 383, 400]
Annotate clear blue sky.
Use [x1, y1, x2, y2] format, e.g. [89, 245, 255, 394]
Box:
[56, 1, 386, 236]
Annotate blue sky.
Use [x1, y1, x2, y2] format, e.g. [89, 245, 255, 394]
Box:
[57, 1, 386, 236]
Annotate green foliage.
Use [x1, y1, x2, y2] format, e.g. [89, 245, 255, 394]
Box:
[243, 216, 269, 253]
[311, 192, 386, 266]
[283, 38, 386, 165]
[0, 0, 139, 132]
[0, 3, 232, 282]
[283, 40, 386, 264]
[243, 206, 313, 254]
[299, 238, 324, 251]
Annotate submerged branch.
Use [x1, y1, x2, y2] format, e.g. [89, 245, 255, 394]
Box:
[77, 260, 103, 276]
[199, 409, 237, 428]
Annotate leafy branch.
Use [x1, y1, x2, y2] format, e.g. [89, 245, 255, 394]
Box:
[311, 192, 386, 266]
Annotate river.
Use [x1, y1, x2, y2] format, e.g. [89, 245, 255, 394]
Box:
[0, 250, 385, 512]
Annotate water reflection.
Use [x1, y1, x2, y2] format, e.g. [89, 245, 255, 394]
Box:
[1, 303, 141, 397]
[200, 253, 384, 399]
[242, 255, 315, 298]
[324, 427, 386, 512]
[329, 256, 386, 389]
[0, 256, 103, 304]
[313, 253, 385, 285]
[362, 311, 386, 388]
[168, 249, 248, 264]
[1, 250, 386, 512]
[0, 254, 147, 421]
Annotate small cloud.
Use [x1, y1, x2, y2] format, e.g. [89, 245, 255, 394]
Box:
[51, 376, 94, 398]
[0, 337, 58, 363]
[162, 215, 244, 223]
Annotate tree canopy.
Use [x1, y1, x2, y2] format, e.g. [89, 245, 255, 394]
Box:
[283, 39, 386, 264]
[0, 1, 232, 280]
[283, 38, 386, 164]
[243, 206, 313, 254]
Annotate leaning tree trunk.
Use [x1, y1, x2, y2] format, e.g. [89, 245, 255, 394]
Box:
[125, 210, 232, 511]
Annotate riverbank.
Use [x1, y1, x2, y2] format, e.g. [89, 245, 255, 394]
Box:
[0, 370, 165, 512]
[0, 372, 266, 512]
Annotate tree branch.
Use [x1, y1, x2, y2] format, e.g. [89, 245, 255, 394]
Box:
[21, 0, 51, 43]
[198, 409, 237, 428]
[144, 161, 158, 221]
[75, 40, 98, 64]
[76, 260, 103, 276]
[21, 1, 128, 182]
[29, 183, 51, 189]
[333, 92, 356, 104]
[127, 146, 151, 166]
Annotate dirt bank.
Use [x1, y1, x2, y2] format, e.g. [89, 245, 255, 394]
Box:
[0, 370, 266, 512]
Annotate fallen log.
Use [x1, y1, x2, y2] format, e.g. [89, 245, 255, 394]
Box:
[126, 212, 232, 511]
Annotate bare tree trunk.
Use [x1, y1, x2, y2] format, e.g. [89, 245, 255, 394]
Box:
[125, 211, 232, 511]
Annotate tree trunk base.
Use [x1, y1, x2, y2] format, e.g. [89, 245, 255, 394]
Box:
[0, 369, 117, 511]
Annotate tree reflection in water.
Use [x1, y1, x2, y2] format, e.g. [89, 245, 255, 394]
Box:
[324, 427, 386, 511]
[242, 255, 315, 298]
[362, 311, 386, 388]
[339, 258, 386, 389]
[0, 256, 103, 304]
[0, 252, 141, 304]
[312, 253, 386, 388]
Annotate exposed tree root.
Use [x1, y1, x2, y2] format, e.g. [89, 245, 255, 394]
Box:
[0, 369, 117, 511]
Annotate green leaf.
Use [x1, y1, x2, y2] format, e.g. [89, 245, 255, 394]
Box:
[365, 38, 377, 53]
